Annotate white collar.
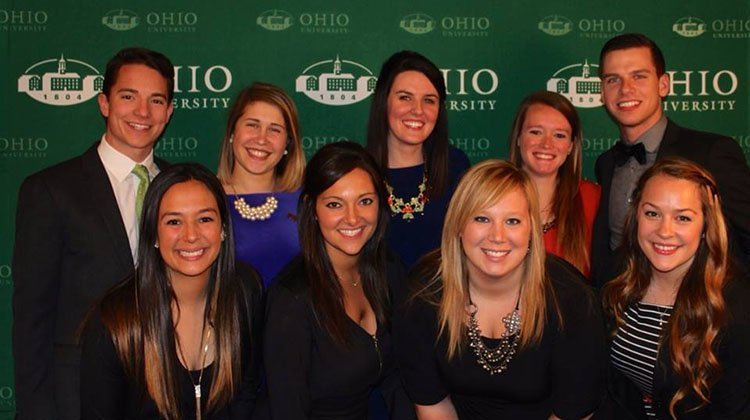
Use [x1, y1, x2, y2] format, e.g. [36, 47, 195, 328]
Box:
[98, 135, 158, 182]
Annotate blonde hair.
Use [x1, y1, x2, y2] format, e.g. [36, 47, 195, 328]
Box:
[217, 82, 305, 191]
[420, 159, 555, 359]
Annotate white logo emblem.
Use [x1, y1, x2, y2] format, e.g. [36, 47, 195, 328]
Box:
[546, 60, 602, 108]
[18, 55, 102, 106]
[672, 16, 706, 38]
[102, 9, 139, 31]
[295, 55, 376, 106]
[400, 13, 436, 34]
[538, 15, 573, 36]
[257, 9, 293, 31]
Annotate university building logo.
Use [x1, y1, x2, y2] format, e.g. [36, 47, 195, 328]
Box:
[538, 15, 573, 36]
[672, 16, 706, 38]
[295, 55, 376, 106]
[102, 9, 139, 31]
[400, 13, 436, 34]
[546, 61, 602, 108]
[17, 55, 102, 106]
[0, 9, 47, 32]
[257, 9, 294, 31]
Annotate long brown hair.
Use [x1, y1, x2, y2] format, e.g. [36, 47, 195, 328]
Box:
[413, 160, 558, 359]
[602, 157, 729, 416]
[97, 163, 248, 418]
[298, 142, 391, 344]
[509, 91, 589, 274]
[365, 50, 451, 197]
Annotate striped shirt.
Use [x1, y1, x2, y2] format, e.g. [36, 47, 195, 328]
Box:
[611, 302, 673, 418]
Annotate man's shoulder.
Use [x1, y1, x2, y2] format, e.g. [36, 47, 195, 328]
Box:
[665, 120, 734, 148]
[23, 144, 99, 185]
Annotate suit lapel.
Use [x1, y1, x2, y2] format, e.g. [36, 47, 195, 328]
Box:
[79, 144, 135, 269]
[656, 119, 680, 159]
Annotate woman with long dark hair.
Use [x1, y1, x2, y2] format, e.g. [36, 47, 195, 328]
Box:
[366, 50, 470, 268]
[217, 82, 305, 287]
[396, 160, 605, 419]
[508, 91, 600, 277]
[601, 157, 750, 419]
[81, 163, 262, 419]
[263, 142, 412, 419]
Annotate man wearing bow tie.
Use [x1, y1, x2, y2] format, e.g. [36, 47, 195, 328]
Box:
[591, 33, 750, 287]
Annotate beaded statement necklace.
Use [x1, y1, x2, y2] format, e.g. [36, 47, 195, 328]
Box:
[467, 293, 522, 375]
[231, 185, 278, 221]
[542, 218, 556, 234]
[385, 172, 429, 220]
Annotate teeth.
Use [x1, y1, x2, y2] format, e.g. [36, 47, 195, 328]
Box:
[484, 249, 509, 257]
[128, 122, 150, 130]
[403, 121, 424, 128]
[618, 100, 640, 108]
[179, 249, 204, 257]
[340, 228, 363, 237]
[249, 149, 270, 158]
[654, 244, 677, 251]
[533, 152, 555, 160]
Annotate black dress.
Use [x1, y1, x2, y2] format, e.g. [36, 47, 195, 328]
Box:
[262, 255, 414, 419]
[80, 265, 263, 419]
[395, 256, 607, 419]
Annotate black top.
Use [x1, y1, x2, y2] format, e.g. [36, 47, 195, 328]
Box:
[386, 146, 470, 268]
[395, 256, 607, 419]
[601, 272, 750, 420]
[80, 264, 263, 419]
[261, 255, 414, 420]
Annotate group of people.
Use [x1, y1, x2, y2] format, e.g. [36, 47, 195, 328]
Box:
[11, 32, 750, 420]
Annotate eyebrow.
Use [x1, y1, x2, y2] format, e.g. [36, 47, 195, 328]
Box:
[642, 202, 698, 213]
[115, 87, 168, 99]
[320, 192, 376, 200]
[160, 208, 219, 218]
[394, 89, 438, 97]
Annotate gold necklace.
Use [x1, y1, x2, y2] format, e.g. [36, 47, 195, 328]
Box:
[385, 172, 429, 220]
[231, 184, 278, 221]
[176, 323, 212, 420]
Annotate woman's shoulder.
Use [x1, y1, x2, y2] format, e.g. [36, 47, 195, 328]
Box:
[546, 254, 597, 306]
[267, 255, 309, 299]
[579, 179, 601, 196]
[447, 145, 470, 172]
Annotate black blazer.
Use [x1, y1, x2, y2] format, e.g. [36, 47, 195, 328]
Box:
[599, 274, 750, 419]
[12, 143, 167, 420]
[591, 119, 750, 288]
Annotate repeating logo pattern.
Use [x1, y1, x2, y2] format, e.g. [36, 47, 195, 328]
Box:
[399, 12, 490, 37]
[672, 16, 706, 37]
[102, 9, 139, 31]
[295, 56, 376, 106]
[0, 9, 47, 31]
[546, 61, 602, 108]
[400, 13, 436, 34]
[537, 15, 625, 38]
[538, 15, 573, 36]
[17, 55, 102, 106]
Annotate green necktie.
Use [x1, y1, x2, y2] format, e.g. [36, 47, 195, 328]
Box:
[132, 164, 150, 222]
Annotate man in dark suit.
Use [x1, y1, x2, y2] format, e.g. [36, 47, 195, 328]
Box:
[12, 47, 174, 419]
[591, 33, 750, 287]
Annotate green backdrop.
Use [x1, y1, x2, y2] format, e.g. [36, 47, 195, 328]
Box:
[2, 0, 748, 414]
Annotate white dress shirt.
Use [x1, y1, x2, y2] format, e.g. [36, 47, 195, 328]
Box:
[97, 136, 159, 260]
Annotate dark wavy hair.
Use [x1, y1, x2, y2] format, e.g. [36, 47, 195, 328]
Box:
[602, 157, 729, 416]
[365, 50, 451, 197]
[97, 163, 245, 419]
[102, 47, 175, 100]
[298, 141, 390, 344]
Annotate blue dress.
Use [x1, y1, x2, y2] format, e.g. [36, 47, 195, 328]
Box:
[385, 146, 470, 268]
[228, 190, 301, 287]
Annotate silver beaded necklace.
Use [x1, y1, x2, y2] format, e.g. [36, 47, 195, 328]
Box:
[467, 292, 522, 375]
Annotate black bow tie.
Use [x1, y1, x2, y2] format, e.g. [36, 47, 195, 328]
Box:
[612, 141, 647, 166]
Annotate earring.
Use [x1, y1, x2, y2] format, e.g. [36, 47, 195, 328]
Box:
[221, 231, 226, 241]
[283, 149, 288, 156]
[701, 232, 706, 239]
[154, 242, 159, 249]
[229, 134, 234, 144]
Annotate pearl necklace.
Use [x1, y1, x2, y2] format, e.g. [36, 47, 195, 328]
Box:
[231, 185, 278, 221]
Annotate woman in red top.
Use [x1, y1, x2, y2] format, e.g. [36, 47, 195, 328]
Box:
[509, 91, 600, 277]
